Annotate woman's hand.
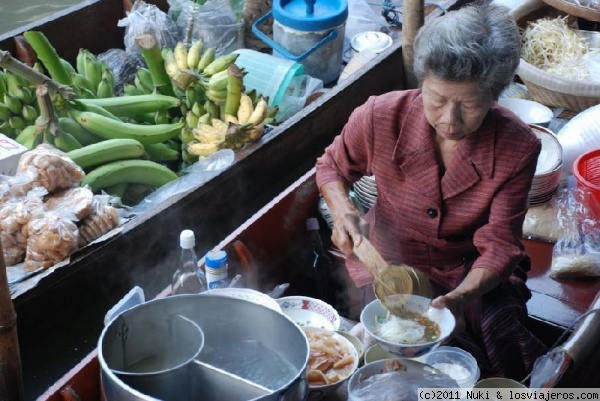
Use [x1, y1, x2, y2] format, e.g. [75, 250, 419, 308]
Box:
[320, 181, 365, 255]
[432, 292, 466, 334]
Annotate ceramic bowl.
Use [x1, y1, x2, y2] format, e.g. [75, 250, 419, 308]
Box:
[303, 327, 360, 400]
[336, 330, 364, 364]
[360, 297, 455, 358]
[364, 344, 397, 364]
[498, 98, 553, 127]
[277, 296, 341, 331]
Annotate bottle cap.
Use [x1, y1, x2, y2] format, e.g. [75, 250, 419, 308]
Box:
[180, 230, 195, 249]
[205, 250, 227, 269]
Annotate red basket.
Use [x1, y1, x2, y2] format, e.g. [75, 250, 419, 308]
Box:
[573, 149, 600, 220]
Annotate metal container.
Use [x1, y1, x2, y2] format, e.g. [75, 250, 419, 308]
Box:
[252, 0, 348, 84]
[99, 294, 310, 401]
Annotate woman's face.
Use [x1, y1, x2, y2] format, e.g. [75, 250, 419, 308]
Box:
[421, 76, 494, 141]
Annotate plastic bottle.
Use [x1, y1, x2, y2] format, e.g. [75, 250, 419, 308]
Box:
[205, 250, 229, 289]
[171, 229, 207, 295]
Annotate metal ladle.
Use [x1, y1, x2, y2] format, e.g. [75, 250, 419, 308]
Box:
[353, 237, 432, 315]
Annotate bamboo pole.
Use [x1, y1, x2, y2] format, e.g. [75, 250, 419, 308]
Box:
[402, 0, 424, 89]
[0, 242, 24, 401]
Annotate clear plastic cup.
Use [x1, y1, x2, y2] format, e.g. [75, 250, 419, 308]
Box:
[422, 346, 480, 389]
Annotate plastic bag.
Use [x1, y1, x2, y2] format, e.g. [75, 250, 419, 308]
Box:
[277, 75, 324, 122]
[549, 186, 600, 279]
[78, 195, 121, 248]
[345, 0, 389, 43]
[0, 188, 47, 266]
[167, 0, 244, 55]
[131, 149, 235, 214]
[24, 210, 79, 272]
[118, 0, 180, 56]
[98, 48, 145, 95]
[17, 144, 85, 194]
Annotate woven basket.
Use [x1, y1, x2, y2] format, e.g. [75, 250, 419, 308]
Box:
[541, 0, 600, 22]
[513, 0, 600, 112]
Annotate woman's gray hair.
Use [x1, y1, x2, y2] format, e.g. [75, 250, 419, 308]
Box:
[413, 2, 520, 99]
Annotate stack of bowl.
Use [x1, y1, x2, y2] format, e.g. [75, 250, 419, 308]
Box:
[352, 175, 377, 211]
[528, 125, 563, 206]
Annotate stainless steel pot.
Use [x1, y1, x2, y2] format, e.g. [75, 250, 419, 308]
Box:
[99, 294, 310, 401]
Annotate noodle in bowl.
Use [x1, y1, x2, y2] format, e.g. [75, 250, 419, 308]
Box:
[360, 296, 455, 358]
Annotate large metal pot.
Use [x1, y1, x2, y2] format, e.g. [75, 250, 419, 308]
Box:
[99, 294, 310, 401]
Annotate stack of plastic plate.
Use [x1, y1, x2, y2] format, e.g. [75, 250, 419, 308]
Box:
[352, 175, 377, 210]
[528, 125, 563, 206]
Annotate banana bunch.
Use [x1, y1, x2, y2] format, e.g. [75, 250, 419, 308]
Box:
[0, 69, 39, 138]
[72, 49, 116, 99]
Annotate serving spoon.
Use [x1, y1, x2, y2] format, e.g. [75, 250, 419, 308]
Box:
[353, 238, 432, 315]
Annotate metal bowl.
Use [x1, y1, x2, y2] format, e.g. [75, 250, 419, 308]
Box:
[575, 29, 600, 49]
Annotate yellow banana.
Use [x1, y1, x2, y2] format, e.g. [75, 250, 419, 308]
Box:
[193, 123, 226, 144]
[174, 42, 189, 70]
[206, 89, 227, 104]
[187, 39, 204, 70]
[202, 54, 239, 76]
[248, 97, 268, 126]
[162, 48, 179, 78]
[237, 94, 254, 124]
[187, 141, 220, 157]
[224, 114, 238, 124]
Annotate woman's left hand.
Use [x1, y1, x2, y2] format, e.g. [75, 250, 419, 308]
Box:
[432, 293, 466, 335]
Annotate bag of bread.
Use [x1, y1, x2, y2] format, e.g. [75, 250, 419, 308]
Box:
[78, 195, 121, 248]
[45, 187, 94, 221]
[24, 210, 79, 272]
[550, 186, 600, 279]
[0, 187, 47, 266]
[17, 144, 85, 194]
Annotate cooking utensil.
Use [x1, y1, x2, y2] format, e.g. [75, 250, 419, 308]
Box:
[353, 237, 432, 315]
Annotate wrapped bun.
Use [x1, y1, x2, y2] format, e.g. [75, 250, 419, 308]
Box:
[45, 187, 94, 221]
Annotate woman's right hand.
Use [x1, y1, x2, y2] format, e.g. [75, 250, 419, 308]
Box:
[319, 181, 366, 256]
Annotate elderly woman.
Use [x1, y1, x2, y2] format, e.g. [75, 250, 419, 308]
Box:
[316, 2, 547, 379]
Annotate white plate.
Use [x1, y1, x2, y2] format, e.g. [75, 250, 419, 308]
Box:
[204, 288, 282, 312]
[277, 296, 341, 331]
[531, 126, 562, 175]
[499, 98, 553, 125]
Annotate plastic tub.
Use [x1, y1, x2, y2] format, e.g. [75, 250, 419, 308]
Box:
[573, 148, 600, 220]
[233, 49, 304, 107]
[422, 346, 480, 389]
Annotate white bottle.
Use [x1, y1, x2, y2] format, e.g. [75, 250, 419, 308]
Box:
[205, 250, 229, 289]
[171, 230, 207, 295]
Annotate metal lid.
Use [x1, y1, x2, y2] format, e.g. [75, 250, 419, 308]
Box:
[205, 250, 227, 269]
[273, 0, 348, 32]
[351, 31, 393, 54]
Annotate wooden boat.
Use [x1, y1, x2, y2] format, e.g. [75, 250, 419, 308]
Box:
[38, 167, 600, 400]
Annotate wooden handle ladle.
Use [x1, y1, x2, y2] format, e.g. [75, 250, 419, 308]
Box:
[353, 237, 432, 315]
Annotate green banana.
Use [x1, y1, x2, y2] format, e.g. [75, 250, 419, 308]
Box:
[96, 78, 113, 98]
[69, 109, 184, 145]
[81, 159, 178, 192]
[8, 116, 27, 130]
[143, 142, 180, 162]
[0, 103, 11, 121]
[202, 53, 239, 76]
[60, 58, 76, 75]
[154, 109, 171, 125]
[84, 51, 103, 91]
[67, 138, 145, 169]
[196, 47, 216, 72]
[76, 49, 87, 78]
[104, 182, 128, 198]
[76, 94, 181, 117]
[54, 131, 82, 152]
[6, 71, 35, 104]
[205, 69, 229, 91]
[15, 125, 42, 149]
[58, 116, 102, 146]
[0, 71, 6, 100]
[71, 72, 96, 94]
[4, 93, 22, 115]
[137, 68, 154, 92]
[123, 84, 145, 97]
[187, 40, 204, 70]
[68, 99, 119, 120]
[21, 105, 38, 122]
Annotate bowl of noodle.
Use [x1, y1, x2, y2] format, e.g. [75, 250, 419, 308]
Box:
[302, 327, 360, 400]
[360, 296, 455, 358]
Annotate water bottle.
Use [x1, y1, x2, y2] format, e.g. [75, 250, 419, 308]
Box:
[171, 230, 207, 295]
[205, 250, 229, 289]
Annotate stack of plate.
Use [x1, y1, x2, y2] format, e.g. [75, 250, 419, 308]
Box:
[352, 175, 377, 210]
[529, 125, 563, 206]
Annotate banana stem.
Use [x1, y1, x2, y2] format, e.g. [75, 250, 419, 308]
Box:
[35, 85, 59, 137]
[135, 34, 176, 97]
[0, 50, 75, 99]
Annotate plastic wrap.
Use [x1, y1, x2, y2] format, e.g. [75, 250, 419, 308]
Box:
[549, 186, 600, 278]
[24, 211, 79, 272]
[98, 48, 145, 95]
[0, 188, 47, 266]
[168, 0, 244, 55]
[132, 149, 234, 214]
[118, 0, 180, 56]
[17, 144, 85, 194]
[44, 187, 95, 221]
[277, 75, 324, 122]
[77, 196, 121, 248]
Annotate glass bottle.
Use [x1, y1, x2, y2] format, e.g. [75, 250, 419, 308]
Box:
[306, 217, 336, 305]
[171, 229, 207, 295]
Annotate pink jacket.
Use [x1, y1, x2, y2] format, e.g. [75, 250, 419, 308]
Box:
[316, 89, 541, 289]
